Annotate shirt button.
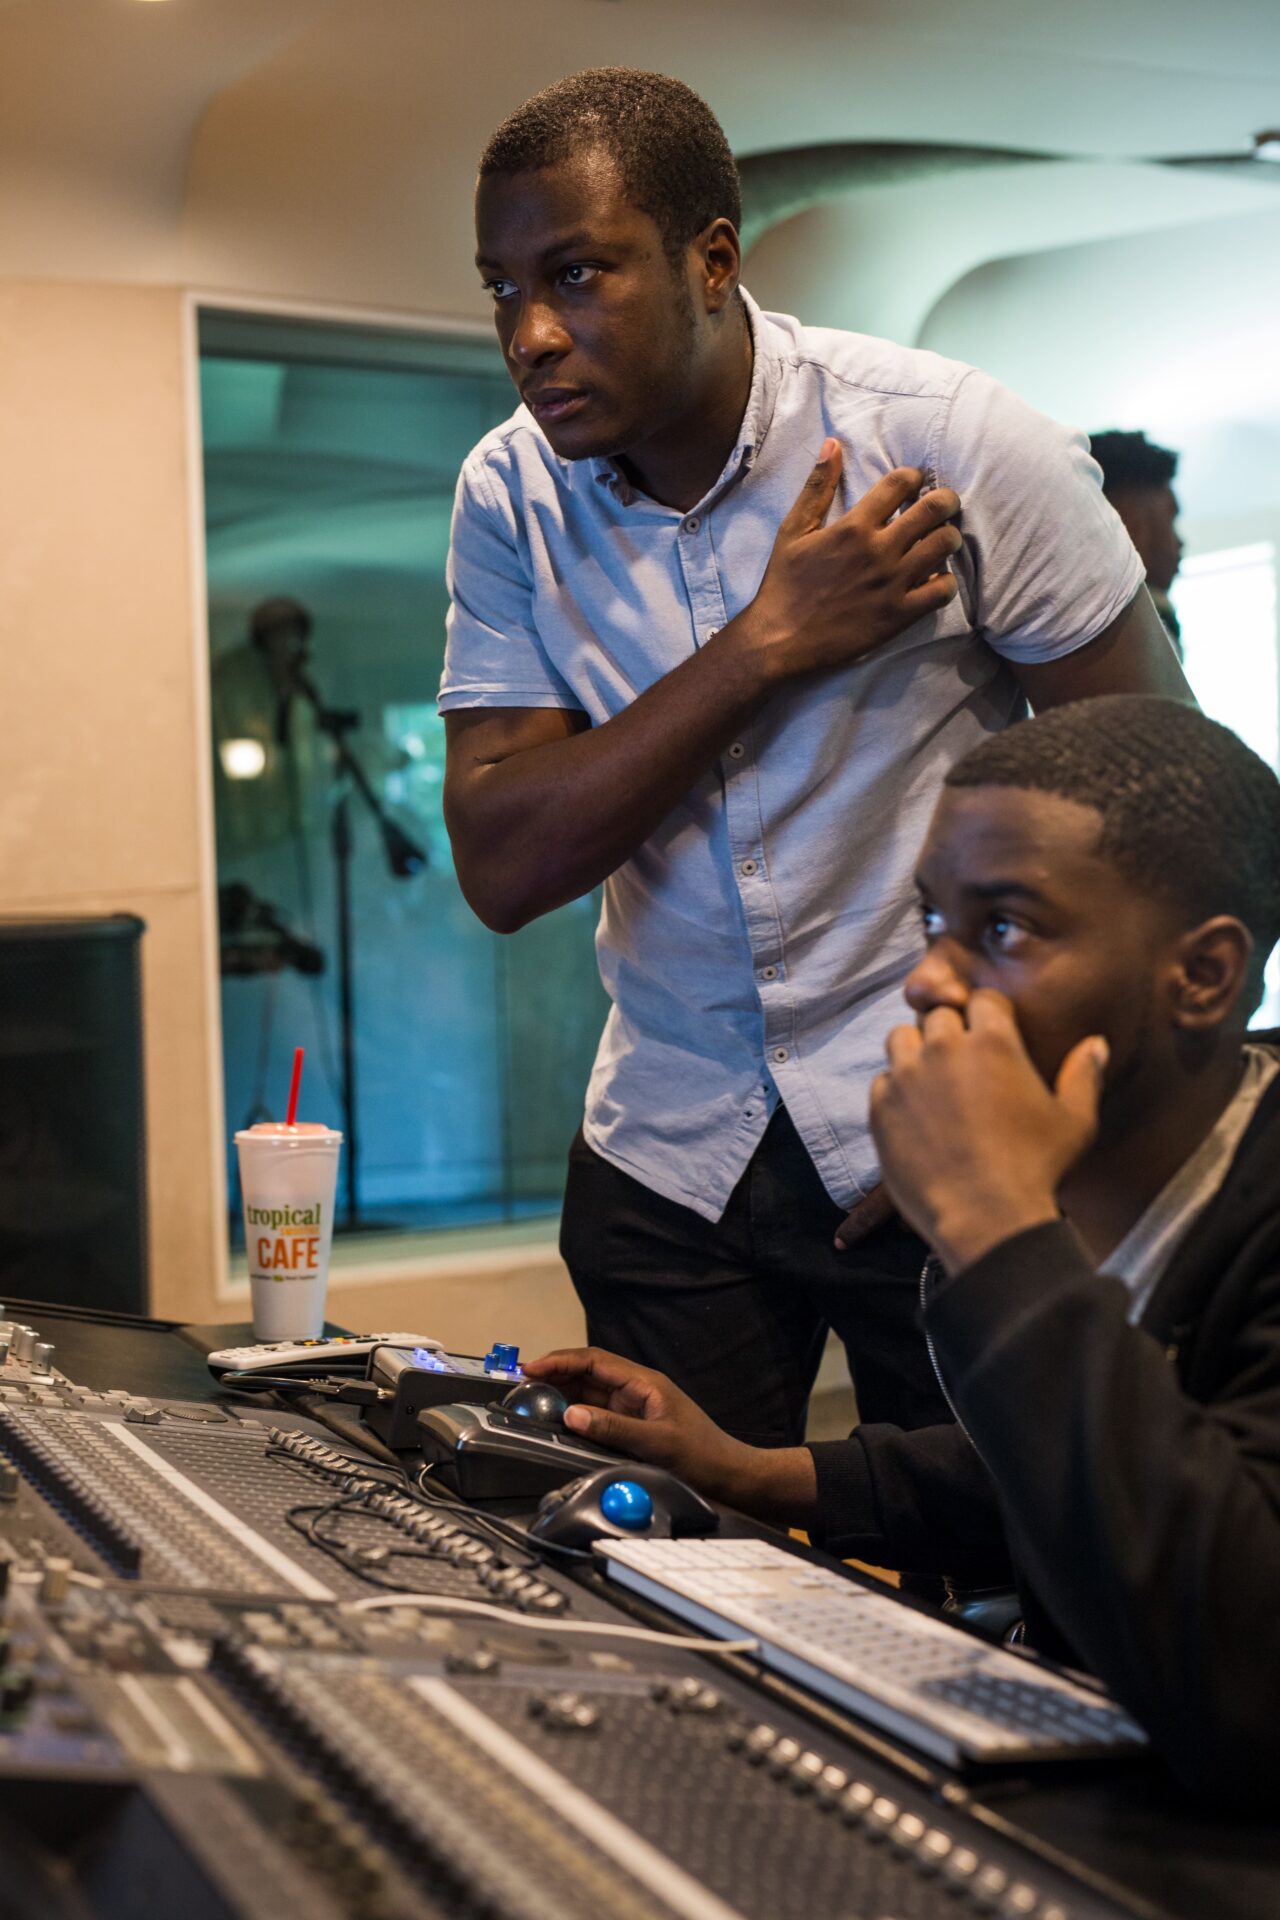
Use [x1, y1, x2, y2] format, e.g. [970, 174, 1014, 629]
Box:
[739, 859, 758, 877]
[772, 1046, 790, 1065]
[759, 965, 778, 981]
[727, 742, 746, 760]
[682, 515, 701, 534]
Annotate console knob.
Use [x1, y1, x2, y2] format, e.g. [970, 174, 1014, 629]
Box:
[41, 1558, 71, 1605]
[599, 1480, 654, 1530]
[484, 1343, 520, 1375]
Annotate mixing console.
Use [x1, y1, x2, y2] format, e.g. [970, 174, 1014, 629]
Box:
[0, 1303, 1249, 1920]
[213, 1633, 1112, 1920]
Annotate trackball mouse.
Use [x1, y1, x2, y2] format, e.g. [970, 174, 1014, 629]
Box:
[530, 1463, 720, 1549]
[495, 1380, 571, 1431]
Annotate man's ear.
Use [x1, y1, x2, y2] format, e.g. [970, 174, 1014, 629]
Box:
[1168, 916, 1255, 1031]
[692, 218, 741, 314]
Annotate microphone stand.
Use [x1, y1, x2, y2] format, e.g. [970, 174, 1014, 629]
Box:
[290, 663, 427, 1232]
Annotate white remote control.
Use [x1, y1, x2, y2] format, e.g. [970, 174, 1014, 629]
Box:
[206, 1333, 442, 1380]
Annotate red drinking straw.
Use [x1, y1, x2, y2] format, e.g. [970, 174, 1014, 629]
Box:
[285, 1047, 304, 1128]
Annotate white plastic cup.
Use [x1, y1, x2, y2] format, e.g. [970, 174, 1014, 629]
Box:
[234, 1123, 343, 1341]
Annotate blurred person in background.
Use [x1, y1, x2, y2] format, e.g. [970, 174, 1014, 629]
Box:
[1090, 430, 1184, 656]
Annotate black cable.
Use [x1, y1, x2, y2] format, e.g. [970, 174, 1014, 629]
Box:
[414, 1464, 593, 1565]
[223, 1372, 388, 1406]
[410, 1470, 544, 1567]
[267, 1440, 522, 1587]
[264, 1428, 587, 1580]
[284, 1495, 398, 1588]
[283, 1491, 471, 1594]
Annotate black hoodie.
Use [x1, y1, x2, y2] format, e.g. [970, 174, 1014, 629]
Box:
[808, 1045, 1280, 1806]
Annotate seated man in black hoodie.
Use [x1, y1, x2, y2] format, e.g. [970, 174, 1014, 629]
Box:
[528, 694, 1280, 1803]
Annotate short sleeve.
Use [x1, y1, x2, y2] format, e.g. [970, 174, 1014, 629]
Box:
[438, 457, 581, 712]
[937, 371, 1145, 665]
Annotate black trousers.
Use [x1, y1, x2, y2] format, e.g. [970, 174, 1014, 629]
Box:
[559, 1105, 952, 1448]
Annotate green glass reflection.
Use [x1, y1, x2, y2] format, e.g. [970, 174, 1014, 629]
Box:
[200, 314, 608, 1240]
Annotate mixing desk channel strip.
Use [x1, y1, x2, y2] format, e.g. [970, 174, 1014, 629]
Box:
[412, 1677, 751, 1920]
[108, 1673, 263, 1775]
[103, 1421, 334, 1600]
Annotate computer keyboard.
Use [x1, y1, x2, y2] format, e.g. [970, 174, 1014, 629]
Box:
[597, 1536, 1147, 1769]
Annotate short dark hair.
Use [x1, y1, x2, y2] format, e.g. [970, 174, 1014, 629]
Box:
[479, 68, 741, 266]
[1089, 429, 1179, 495]
[945, 697, 1280, 991]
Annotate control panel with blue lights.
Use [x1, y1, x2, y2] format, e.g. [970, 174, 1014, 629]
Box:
[366, 1342, 529, 1448]
[406, 1343, 524, 1381]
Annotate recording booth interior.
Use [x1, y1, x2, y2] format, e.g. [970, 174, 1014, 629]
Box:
[6, 2, 1280, 1917]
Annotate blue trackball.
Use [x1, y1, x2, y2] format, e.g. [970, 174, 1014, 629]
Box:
[599, 1480, 654, 1530]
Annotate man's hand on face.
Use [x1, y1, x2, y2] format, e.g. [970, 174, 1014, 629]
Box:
[734, 443, 962, 687]
[522, 1347, 819, 1526]
[869, 989, 1108, 1276]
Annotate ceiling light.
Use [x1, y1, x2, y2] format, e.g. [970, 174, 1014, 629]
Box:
[1254, 131, 1280, 163]
[220, 738, 267, 781]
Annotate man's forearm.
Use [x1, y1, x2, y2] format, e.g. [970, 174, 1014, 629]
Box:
[445, 613, 782, 932]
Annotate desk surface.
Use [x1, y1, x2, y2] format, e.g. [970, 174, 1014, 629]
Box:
[0, 1299, 1276, 1920]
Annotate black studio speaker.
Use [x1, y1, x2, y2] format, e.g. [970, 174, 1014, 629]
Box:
[0, 918, 148, 1313]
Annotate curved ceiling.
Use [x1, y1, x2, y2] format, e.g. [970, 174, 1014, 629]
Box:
[3, 0, 1279, 317]
[741, 158, 1274, 351]
[4, 0, 1279, 524]
[918, 203, 1280, 521]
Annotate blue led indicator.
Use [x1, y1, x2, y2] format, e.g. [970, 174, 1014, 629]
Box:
[413, 1347, 448, 1372]
[485, 1343, 520, 1375]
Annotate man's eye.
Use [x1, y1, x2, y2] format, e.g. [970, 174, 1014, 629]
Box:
[987, 915, 1027, 951]
[483, 278, 517, 302]
[560, 264, 599, 287]
[920, 904, 943, 939]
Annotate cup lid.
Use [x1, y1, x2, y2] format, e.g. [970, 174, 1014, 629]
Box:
[234, 1123, 343, 1143]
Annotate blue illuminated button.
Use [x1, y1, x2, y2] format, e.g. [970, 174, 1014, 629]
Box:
[485, 1343, 520, 1374]
[413, 1348, 448, 1372]
[599, 1481, 654, 1531]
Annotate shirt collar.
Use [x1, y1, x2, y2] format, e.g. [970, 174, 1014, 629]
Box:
[588, 287, 782, 507]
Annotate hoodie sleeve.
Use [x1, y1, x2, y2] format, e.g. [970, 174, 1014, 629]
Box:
[925, 1218, 1280, 1807]
[807, 1422, 1013, 1586]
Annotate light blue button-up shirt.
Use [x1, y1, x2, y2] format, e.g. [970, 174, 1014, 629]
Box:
[440, 294, 1142, 1220]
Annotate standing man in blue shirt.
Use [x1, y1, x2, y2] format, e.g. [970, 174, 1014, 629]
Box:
[440, 68, 1189, 1444]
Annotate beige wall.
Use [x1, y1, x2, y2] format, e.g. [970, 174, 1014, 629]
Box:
[0, 281, 226, 1323]
[0, 277, 585, 1349]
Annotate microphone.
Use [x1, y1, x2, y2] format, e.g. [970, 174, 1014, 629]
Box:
[246, 598, 429, 882]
